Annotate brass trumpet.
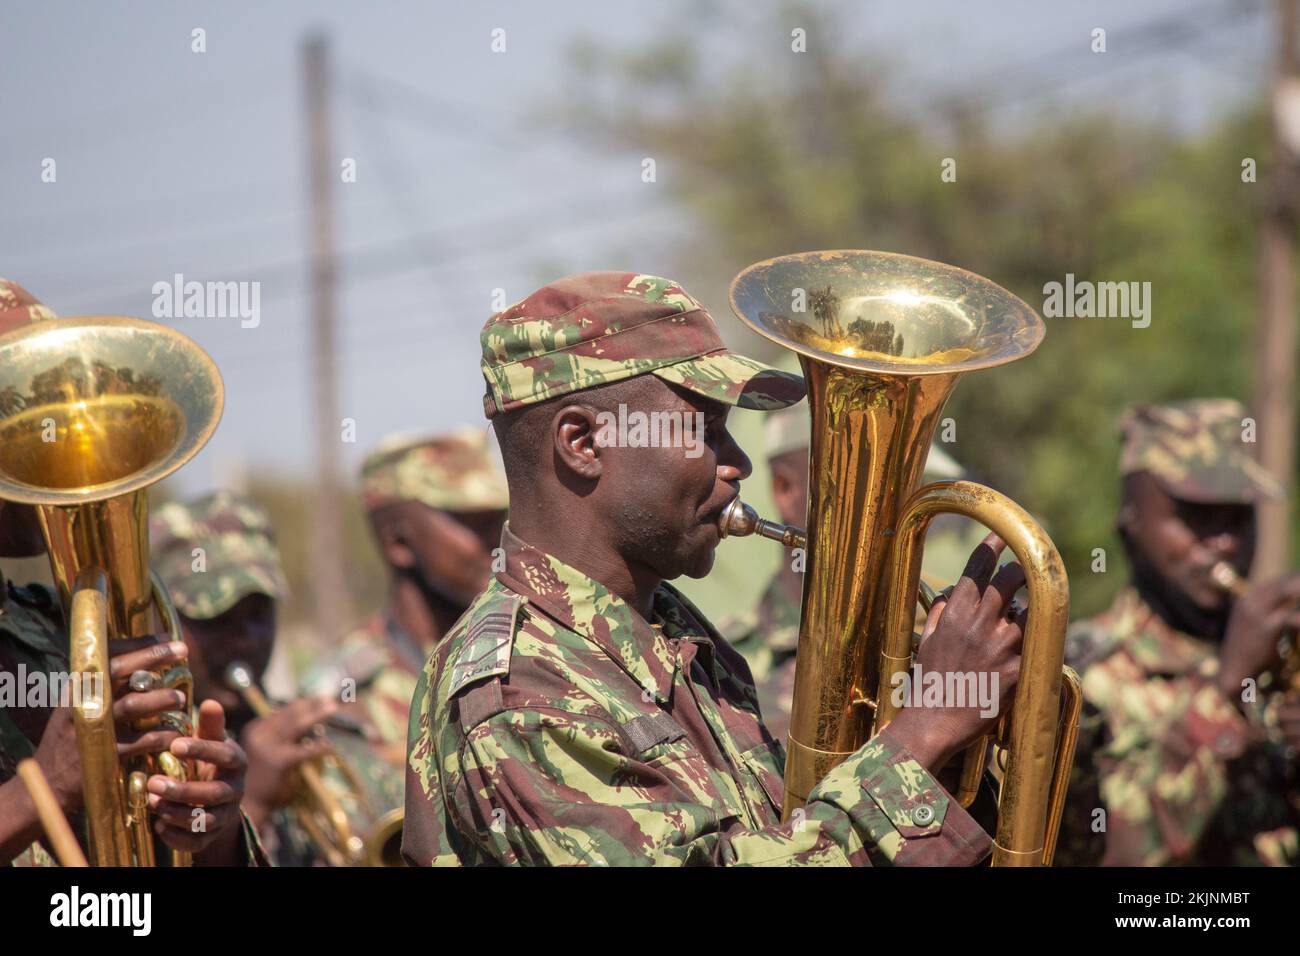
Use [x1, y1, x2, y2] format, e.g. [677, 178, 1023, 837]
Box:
[0, 316, 224, 866]
[1210, 561, 1300, 690]
[224, 662, 370, 866]
[723, 251, 1080, 866]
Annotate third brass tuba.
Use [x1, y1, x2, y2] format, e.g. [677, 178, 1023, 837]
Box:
[721, 251, 1080, 866]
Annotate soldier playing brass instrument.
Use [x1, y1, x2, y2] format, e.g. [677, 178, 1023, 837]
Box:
[404, 271, 1031, 866]
[151, 490, 395, 865]
[1057, 400, 1300, 866]
[0, 279, 261, 867]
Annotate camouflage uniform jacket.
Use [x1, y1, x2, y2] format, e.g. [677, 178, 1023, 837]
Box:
[268, 616, 418, 865]
[723, 572, 800, 744]
[0, 571, 268, 867]
[403, 524, 992, 866]
[1058, 587, 1299, 866]
[304, 612, 422, 770]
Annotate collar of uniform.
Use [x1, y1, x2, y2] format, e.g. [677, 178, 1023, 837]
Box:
[1106, 587, 1218, 676]
[495, 522, 676, 705]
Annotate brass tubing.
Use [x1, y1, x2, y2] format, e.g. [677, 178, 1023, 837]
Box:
[1042, 667, 1082, 866]
[874, 480, 1071, 866]
[780, 361, 960, 816]
[40, 492, 157, 639]
[68, 570, 132, 867]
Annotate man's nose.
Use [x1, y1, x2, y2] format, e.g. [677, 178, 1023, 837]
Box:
[717, 437, 752, 483]
[1203, 530, 1238, 558]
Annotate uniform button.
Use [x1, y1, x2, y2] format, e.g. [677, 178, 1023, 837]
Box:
[911, 804, 935, 826]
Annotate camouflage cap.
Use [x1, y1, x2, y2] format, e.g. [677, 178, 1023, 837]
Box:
[0, 278, 57, 335]
[1119, 399, 1282, 503]
[479, 271, 806, 418]
[150, 491, 290, 620]
[361, 428, 509, 513]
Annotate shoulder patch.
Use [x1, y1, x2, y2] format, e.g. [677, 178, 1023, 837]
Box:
[449, 592, 525, 697]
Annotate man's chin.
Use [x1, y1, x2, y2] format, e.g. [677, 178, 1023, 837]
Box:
[680, 545, 717, 580]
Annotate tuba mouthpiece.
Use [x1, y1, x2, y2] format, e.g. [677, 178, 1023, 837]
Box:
[718, 498, 807, 549]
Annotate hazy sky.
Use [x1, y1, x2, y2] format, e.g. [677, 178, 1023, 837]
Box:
[2, 0, 1268, 496]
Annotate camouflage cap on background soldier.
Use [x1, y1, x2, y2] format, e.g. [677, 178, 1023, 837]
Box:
[151, 491, 289, 619]
[479, 271, 806, 418]
[360, 428, 508, 514]
[0, 278, 56, 335]
[1119, 399, 1282, 503]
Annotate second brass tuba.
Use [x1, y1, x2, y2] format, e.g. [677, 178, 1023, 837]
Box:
[722, 251, 1080, 866]
[0, 316, 224, 866]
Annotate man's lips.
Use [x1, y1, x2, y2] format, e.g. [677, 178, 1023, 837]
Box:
[705, 491, 740, 527]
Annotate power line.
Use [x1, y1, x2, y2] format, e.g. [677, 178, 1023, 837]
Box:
[53, 176, 654, 313]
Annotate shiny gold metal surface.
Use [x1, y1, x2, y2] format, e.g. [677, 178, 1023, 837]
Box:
[726, 250, 1076, 865]
[0, 315, 224, 866]
[874, 481, 1071, 866]
[364, 807, 408, 867]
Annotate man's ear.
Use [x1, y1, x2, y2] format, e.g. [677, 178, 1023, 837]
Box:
[375, 510, 417, 571]
[553, 404, 604, 481]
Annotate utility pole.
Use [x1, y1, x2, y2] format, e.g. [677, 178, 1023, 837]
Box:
[303, 33, 353, 645]
[1254, 0, 1300, 579]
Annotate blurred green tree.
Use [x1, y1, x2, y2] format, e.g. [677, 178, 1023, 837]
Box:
[558, 2, 1287, 616]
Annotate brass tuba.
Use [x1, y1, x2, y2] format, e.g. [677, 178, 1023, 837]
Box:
[721, 251, 1080, 866]
[0, 316, 224, 866]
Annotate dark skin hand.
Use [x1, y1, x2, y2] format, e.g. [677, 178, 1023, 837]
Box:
[145, 699, 250, 865]
[504, 373, 1026, 777]
[888, 534, 1027, 771]
[1121, 471, 1300, 705]
[1218, 579, 1300, 702]
[34, 638, 191, 811]
[240, 694, 339, 832]
[0, 637, 249, 864]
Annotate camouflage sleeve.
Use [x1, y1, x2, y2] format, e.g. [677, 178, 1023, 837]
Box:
[1090, 677, 1248, 866]
[446, 711, 990, 866]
